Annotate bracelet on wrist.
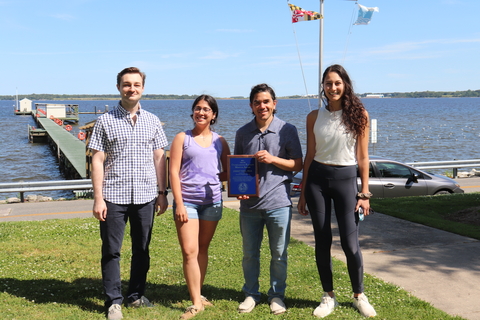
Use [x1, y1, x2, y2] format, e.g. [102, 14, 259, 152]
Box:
[357, 192, 372, 199]
[158, 190, 168, 196]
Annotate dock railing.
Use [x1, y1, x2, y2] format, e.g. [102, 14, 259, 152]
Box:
[406, 159, 480, 178]
[0, 180, 92, 203]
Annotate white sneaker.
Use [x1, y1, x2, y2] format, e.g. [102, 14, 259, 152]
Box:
[270, 297, 287, 315]
[238, 296, 256, 313]
[107, 304, 123, 320]
[353, 293, 377, 317]
[313, 292, 338, 318]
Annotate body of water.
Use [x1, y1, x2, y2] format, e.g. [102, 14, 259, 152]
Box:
[1, 97, 479, 199]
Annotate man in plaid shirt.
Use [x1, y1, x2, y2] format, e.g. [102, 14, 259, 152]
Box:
[89, 67, 168, 320]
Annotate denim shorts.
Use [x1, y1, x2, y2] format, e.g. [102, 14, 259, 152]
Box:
[173, 201, 223, 222]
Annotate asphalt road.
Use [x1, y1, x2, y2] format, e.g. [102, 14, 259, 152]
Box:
[455, 176, 480, 193]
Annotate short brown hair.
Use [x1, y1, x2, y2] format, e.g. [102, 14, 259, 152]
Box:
[116, 67, 146, 86]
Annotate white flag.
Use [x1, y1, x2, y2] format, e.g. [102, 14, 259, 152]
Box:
[354, 4, 379, 25]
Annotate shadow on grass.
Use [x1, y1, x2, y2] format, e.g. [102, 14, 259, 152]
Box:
[0, 277, 106, 313]
[155, 283, 317, 311]
[0, 277, 316, 314]
[146, 282, 249, 311]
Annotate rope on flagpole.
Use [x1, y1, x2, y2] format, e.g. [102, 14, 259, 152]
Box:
[288, 0, 313, 112]
[291, 25, 313, 112]
[342, 1, 358, 64]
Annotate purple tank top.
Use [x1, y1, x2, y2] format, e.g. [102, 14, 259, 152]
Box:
[180, 130, 223, 204]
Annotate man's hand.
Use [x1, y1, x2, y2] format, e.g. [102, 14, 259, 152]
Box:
[155, 195, 168, 216]
[255, 150, 275, 164]
[93, 199, 107, 221]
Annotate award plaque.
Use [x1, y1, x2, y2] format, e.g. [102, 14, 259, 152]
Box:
[227, 155, 259, 197]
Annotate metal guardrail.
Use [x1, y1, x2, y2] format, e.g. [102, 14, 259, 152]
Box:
[2, 159, 480, 202]
[406, 159, 480, 178]
[0, 179, 92, 202]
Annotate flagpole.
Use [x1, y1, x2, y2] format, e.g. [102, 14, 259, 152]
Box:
[318, 0, 324, 108]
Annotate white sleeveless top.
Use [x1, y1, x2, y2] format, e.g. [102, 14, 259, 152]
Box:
[313, 106, 356, 166]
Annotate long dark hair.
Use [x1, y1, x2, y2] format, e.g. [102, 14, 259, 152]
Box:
[321, 64, 367, 137]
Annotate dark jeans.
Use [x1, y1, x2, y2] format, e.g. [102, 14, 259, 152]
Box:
[100, 199, 155, 307]
[305, 161, 364, 294]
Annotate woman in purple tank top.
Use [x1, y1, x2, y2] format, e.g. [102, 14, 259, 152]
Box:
[170, 95, 230, 319]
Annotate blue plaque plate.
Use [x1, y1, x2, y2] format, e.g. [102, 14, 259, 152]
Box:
[227, 155, 259, 197]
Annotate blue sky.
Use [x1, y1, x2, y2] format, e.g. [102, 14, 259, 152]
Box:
[2, 0, 479, 97]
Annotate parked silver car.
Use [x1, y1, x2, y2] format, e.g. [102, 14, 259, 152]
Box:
[290, 156, 464, 198]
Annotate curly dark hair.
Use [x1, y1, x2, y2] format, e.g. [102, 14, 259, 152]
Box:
[321, 64, 368, 138]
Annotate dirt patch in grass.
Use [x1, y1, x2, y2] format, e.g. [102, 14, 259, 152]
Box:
[446, 207, 480, 226]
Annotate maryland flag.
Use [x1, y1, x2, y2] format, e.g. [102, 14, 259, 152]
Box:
[289, 3, 323, 23]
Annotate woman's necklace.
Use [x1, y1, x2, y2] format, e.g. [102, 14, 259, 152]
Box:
[327, 105, 342, 120]
[193, 128, 211, 141]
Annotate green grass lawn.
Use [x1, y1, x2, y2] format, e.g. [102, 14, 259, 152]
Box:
[0, 206, 468, 320]
[371, 193, 480, 240]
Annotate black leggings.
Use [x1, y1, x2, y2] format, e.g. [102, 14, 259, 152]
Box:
[305, 161, 364, 294]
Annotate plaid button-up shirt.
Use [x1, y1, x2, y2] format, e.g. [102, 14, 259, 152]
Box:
[88, 102, 168, 205]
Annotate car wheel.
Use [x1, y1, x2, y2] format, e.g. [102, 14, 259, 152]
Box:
[434, 190, 450, 195]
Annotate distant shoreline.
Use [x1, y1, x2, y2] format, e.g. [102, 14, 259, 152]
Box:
[1, 89, 479, 100]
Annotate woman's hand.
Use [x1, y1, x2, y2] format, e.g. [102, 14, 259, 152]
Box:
[175, 204, 189, 223]
[355, 198, 372, 216]
[297, 195, 309, 216]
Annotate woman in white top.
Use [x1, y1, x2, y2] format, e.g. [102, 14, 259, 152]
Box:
[297, 65, 376, 318]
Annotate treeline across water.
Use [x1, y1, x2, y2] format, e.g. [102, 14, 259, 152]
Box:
[1, 89, 480, 100]
[361, 89, 480, 98]
[0, 93, 200, 101]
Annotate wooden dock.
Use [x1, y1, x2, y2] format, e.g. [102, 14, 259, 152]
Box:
[20, 102, 106, 181]
[35, 103, 80, 123]
[33, 115, 86, 179]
